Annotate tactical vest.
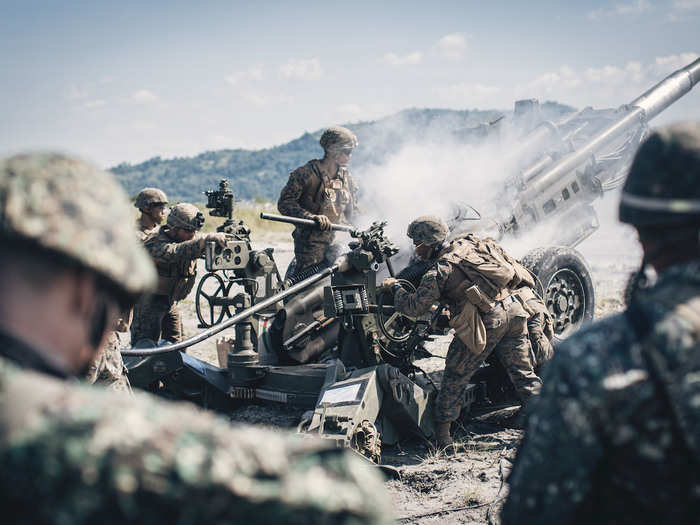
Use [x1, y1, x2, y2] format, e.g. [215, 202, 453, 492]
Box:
[439, 235, 519, 313]
[298, 162, 353, 224]
[147, 231, 198, 302]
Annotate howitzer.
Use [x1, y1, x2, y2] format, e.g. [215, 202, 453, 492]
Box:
[450, 57, 700, 338]
[260, 212, 355, 233]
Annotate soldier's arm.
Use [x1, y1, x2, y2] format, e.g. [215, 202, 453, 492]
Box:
[502, 340, 605, 524]
[394, 266, 442, 317]
[345, 172, 360, 221]
[278, 171, 316, 220]
[147, 236, 206, 264]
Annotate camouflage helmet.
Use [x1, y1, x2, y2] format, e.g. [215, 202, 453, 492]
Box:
[0, 153, 156, 296]
[619, 121, 700, 227]
[320, 126, 358, 151]
[134, 187, 168, 209]
[407, 215, 449, 245]
[167, 203, 205, 231]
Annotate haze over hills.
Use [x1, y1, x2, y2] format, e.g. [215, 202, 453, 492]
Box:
[111, 103, 574, 203]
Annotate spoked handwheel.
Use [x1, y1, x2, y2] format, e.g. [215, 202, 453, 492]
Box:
[195, 272, 232, 327]
[375, 280, 419, 343]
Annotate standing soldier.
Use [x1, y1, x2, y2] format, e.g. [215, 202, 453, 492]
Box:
[130, 203, 231, 345]
[382, 216, 542, 447]
[278, 125, 359, 275]
[134, 187, 168, 240]
[503, 122, 700, 524]
[0, 152, 392, 524]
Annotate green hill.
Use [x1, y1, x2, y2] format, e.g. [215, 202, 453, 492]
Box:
[111, 104, 574, 203]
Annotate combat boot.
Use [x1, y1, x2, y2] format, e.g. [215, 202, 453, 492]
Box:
[434, 422, 453, 448]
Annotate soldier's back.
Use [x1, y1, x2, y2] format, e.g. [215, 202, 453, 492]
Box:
[0, 356, 392, 524]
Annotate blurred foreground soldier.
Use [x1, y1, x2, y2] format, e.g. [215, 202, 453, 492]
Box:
[131, 203, 230, 344]
[0, 152, 392, 524]
[503, 122, 700, 524]
[382, 216, 541, 447]
[278, 125, 359, 274]
[135, 187, 168, 240]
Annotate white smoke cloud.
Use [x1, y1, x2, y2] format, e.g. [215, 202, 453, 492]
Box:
[437, 32, 468, 60]
[381, 51, 424, 66]
[279, 58, 322, 80]
[434, 82, 501, 103]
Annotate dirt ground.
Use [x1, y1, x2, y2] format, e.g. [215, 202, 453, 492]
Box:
[143, 225, 639, 524]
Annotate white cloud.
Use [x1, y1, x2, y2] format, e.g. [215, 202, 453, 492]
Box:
[437, 32, 467, 60]
[83, 99, 105, 109]
[225, 65, 264, 85]
[334, 103, 390, 121]
[587, 0, 653, 19]
[382, 51, 423, 66]
[243, 92, 292, 107]
[130, 90, 158, 104]
[435, 82, 501, 102]
[279, 58, 322, 80]
[68, 85, 88, 100]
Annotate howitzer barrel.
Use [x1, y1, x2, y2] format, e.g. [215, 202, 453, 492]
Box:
[521, 57, 700, 203]
[121, 263, 340, 356]
[260, 212, 355, 233]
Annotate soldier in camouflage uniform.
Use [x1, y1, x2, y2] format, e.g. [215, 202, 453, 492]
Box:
[131, 203, 231, 344]
[278, 126, 359, 274]
[382, 216, 541, 447]
[134, 187, 168, 240]
[0, 152, 392, 524]
[502, 122, 700, 524]
[84, 327, 131, 393]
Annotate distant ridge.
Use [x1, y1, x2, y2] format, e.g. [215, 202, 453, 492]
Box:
[111, 103, 574, 203]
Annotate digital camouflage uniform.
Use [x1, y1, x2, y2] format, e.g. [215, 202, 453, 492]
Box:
[131, 225, 205, 344]
[278, 126, 359, 273]
[394, 235, 541, 423]
[84, 331, 131, 393]
[0, 335, 393, 524]
[0, 152, 392, 524]
[502, 261, 700, 524]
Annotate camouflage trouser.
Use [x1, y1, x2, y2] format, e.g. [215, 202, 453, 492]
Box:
[85, 332, 131, 393]
[292, 227, 343, 273]
[131, 294, 184, 344]
[435, 298, 542, 423]
[527, 310, 554, 369]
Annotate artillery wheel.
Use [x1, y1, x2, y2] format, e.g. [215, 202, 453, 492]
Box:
[195, 272, 231, 328]
[521, 246, 595, 340]
[376, 280, 419, 343]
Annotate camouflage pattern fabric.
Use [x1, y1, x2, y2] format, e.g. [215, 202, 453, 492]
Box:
[136, 215, 157, 241]
[0, 153, 156, 296]
[502, 260, 700, 524]
[144, 226, 203, 301]
[406, 215, 449, 245]
[134, 187, 167, 210]
[394, 239, 541, 423]
[319, 126, 358, 150]
[0, 353, 393, 524]
[278, 159, 358, 271]
[131, 294, 183, 344]
[84, 332, 131, 393]
[516, 286, 555, 368]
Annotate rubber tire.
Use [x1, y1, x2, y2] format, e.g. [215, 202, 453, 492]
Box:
[521, 246, 595, 340]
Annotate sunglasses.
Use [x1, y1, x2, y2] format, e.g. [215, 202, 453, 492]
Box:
[339, 148, 353, 155]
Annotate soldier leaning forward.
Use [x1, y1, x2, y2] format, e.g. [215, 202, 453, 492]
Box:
[382, 215, 542, 447]
[130, 203, 231, 344]
[278, 125, 359, 273]
[503, 122, 700, 524]
[0, 152, 392, 524]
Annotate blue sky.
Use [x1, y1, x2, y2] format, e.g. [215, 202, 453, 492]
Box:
[1, 0, 698, 167]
